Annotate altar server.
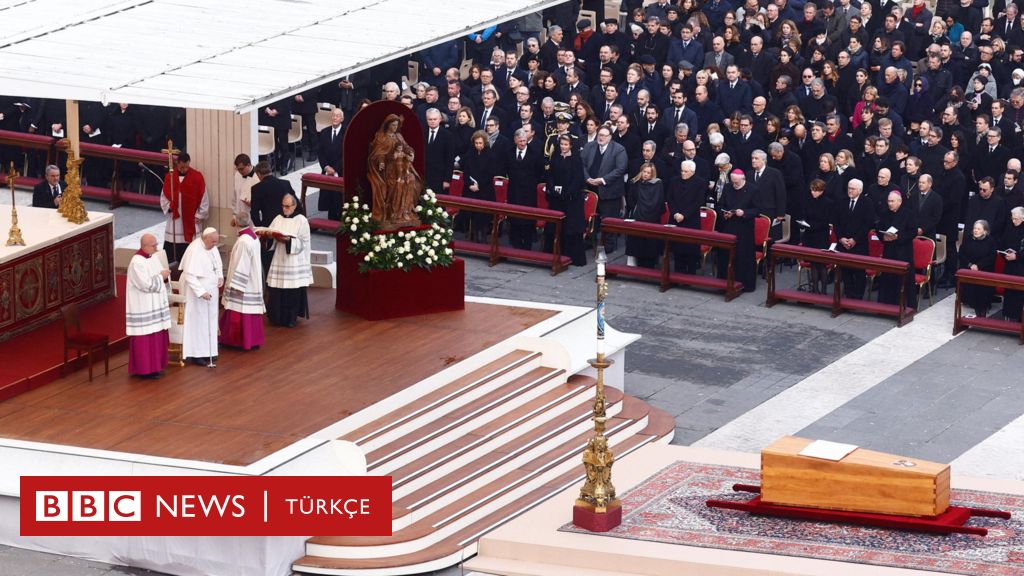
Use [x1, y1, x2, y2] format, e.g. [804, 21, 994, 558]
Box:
[160, 152, 209, 264]
[262, 193, 312, 327]
[180, 227, 223, 366]
[220, 213, 265, 350]
[125, 234, 171, 379]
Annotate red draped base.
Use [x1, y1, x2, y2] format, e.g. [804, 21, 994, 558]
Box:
[219, 310, 265, 350]
[128, 330, 169, 375]
[336, 236, 465, 321]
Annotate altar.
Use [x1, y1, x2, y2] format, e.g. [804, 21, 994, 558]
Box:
[0, 206, 114, 341]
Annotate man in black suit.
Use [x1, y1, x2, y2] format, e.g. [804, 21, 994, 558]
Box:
[424, 108, 456, 195]
[316, 108, 345, 220]
[936, 151, 966, 288]
[730, 115, 763, 172]
[32, 165, 64, 209]
[638, 106, 669, 150]
[748, 150, 787, 222]
[477, 90, 506, 133]
[834, 178, 877, 299]
[507, 128, 546, 249]
[250, 161, 295, 273]
[914, 174, 943, 238]
[974, 127, 1012, 183]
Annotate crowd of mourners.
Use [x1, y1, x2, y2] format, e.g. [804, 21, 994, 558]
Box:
[4, 0, 1024, 318]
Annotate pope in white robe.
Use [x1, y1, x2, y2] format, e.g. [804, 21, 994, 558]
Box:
[126, 233, 172, 378]
[220, 213, 265, 350]
[180, 227, 223, 365]
[262, 193, 313, 327]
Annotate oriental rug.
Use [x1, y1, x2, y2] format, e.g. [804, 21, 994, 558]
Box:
[559, 461, 1024, 575]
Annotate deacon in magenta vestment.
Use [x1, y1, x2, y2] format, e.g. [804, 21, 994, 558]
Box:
[126, 233, 172, 378]
[220, 214, 265, 349]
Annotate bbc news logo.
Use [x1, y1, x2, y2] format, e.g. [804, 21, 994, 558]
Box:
[36, 491, 142, 522]
[22, 476, 391, 536]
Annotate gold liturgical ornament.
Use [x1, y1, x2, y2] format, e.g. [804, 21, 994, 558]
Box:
[58, 141, 90, 225]
[576, 248, 620, 518]
[6, 162, 26, 246]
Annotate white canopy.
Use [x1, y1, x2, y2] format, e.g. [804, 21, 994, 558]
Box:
[0, 0, 562, 113]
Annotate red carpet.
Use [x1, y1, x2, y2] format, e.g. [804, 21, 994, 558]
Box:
[0, 275, 127, 401]
[560, 462, 1024, 576]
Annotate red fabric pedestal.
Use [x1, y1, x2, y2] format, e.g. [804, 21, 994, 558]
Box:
[573, 501, 623, 532]
[336, 236, 465, 320]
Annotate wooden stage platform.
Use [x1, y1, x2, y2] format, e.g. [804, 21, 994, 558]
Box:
[0, 288, 556, 466]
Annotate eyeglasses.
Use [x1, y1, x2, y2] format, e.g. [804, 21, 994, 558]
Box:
[282, 204, 295, 208]
[803, 74, 813, 78]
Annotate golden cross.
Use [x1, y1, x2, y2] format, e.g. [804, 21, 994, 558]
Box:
[161, 139, 180, 173]
[8, 161, 17, 199]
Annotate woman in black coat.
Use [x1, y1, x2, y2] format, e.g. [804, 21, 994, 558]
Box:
[716, 170, 758, 293]
[877, 190, 919, 306]
[545, 135, 587, 266]
[626, 163, 666, 269]
[960, 219, 998, 317]
[1001, 208, 1024, 321]
[667, 160, 705, 274]
[802, 178, 834, 293]
[461, 130, 497, 242]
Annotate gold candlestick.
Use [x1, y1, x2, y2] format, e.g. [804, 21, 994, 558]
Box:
[573, 248, 621, 531]
[57, 141, 89, 224]
[6, 162, 25, 246]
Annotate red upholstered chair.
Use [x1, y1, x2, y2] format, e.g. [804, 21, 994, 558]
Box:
[699, 207, 716, 271]
[448, 170, 464, 197]
[659, 202, 670, 225]
[865, 230, 885, 292]
[61, 302, 109, 382]
[913, 236, 936, 308]
[535, 183, 550, 231]
[796, 225, 836, 290]
[493, 176, 508, 203]
[754, 215, 771, 270]
[583, 191, 599, 251]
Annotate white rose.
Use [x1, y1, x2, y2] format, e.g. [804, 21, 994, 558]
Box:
[415, 205, 423, 212]
[362, 204, 369, 210]
[362, 232, 370, 240]
[351, 195, 359, 202]
[428, 249, 436, 257]
[422, 193, 429, 200]
[397, 247, 405, 254]
[364, 254, 371, 262]
[445, 248, 453, 255]
[350, 224, 357, 232]
[425, 257, 433, 264]
[342, 203, 349, 210]
[406, 254, 413, 260]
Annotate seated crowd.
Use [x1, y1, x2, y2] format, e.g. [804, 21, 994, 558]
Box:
[5, 0, 1024, 318]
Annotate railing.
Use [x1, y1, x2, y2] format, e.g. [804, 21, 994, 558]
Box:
[0, 130, 171, 208]
[767, 243, 915, 326]
[435, 194, 572, 275]
[598, 218, 742, 300]
[954, 269, 1024, 343]
[299, 173, 345, 232]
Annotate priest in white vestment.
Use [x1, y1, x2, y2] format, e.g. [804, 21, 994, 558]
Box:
[180, 227, 223, 365]
[126, 233, 172, 378]
[220, 213, 265, 350]
[261, 193, 313, 327]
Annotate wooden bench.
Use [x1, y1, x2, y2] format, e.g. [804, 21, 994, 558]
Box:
[767, 243, 915, 326]
[954, 269, 1024, 343]
[299, 172, 344, 232]
[435, 194, 572, 275]
[598, 217, 743, 301]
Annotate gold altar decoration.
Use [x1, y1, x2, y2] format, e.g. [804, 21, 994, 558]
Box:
[6, 162, 26, 246]
[576, 248, 620, 514]
[57, 141, 89, 224]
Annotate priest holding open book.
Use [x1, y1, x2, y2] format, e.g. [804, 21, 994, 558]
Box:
[260, 193, 312, 327]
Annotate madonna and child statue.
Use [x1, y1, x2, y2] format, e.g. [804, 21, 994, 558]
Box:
[367, 114, 422, 231]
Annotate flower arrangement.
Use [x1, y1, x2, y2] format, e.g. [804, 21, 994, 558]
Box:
[340, 189, 455, 272]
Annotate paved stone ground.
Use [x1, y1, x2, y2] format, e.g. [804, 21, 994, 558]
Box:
[4, 191, 1021, 576]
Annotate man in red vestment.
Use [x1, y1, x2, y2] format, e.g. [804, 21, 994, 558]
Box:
[160, 152, 209, 264]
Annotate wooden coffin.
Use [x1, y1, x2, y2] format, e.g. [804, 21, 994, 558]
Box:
[761, 436, 950, 517]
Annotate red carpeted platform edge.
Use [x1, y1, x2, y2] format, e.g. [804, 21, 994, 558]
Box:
[0, 275, 127, 401]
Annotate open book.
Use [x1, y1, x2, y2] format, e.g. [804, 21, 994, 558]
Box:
[255, 227, 295, 241]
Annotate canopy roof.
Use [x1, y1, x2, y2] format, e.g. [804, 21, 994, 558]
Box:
[0, 0, 560, 113]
